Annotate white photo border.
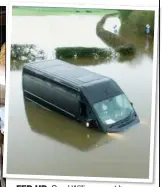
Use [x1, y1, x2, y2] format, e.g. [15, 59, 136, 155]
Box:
[3, 2, 159, 184]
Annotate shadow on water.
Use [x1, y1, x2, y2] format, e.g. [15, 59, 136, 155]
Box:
[59, 55, 137, 66]
[59, 57, 109, 66]
[24, 99, 118, 152]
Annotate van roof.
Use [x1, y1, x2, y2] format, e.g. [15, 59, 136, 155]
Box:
[24, 59, 110, 89]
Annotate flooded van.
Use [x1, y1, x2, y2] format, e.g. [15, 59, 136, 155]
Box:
[22, 59, 139, 133]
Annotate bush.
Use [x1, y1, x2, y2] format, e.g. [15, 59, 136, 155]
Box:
[116, 44, 136, 55]
[55, 47, 112, 59]
[11, 44, 46, 63]
[11, 44, 46, 70]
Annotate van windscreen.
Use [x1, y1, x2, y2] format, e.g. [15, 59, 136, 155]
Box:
[93, 94, 134, 126]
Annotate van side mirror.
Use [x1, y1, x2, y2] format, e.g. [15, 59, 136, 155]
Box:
[130, 102, 133, 106]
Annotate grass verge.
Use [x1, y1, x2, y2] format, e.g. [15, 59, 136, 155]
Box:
[12, 7, 119, 16]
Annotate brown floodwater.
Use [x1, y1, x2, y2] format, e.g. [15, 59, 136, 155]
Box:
[7, 14, 154, 179]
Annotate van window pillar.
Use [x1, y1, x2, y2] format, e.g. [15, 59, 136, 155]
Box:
[80, 102, 87, 118]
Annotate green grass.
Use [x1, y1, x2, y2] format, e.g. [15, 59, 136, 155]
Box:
[12, 7, 119, 16]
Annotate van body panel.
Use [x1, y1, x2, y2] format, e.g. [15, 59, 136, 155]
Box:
[23, 59, 107, 90]
[23, 74, 80, 117]
[22, 59, 139, 133]
[81, 79, 124, 104]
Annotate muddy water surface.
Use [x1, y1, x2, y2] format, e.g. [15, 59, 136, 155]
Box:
[7, 15, 154, 178]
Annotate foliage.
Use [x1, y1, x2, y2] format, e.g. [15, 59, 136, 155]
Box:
[12, 7, 119, 16]
[55, 47, 112, 59]
[11, 44, 46, 70]
[118, 10, 133, 22]
[11, 44, 46, 62]
[116, 44, 136, 55]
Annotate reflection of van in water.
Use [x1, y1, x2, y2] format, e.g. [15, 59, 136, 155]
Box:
[24, 100, 114, 151]
[22, 59, 139, 133]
